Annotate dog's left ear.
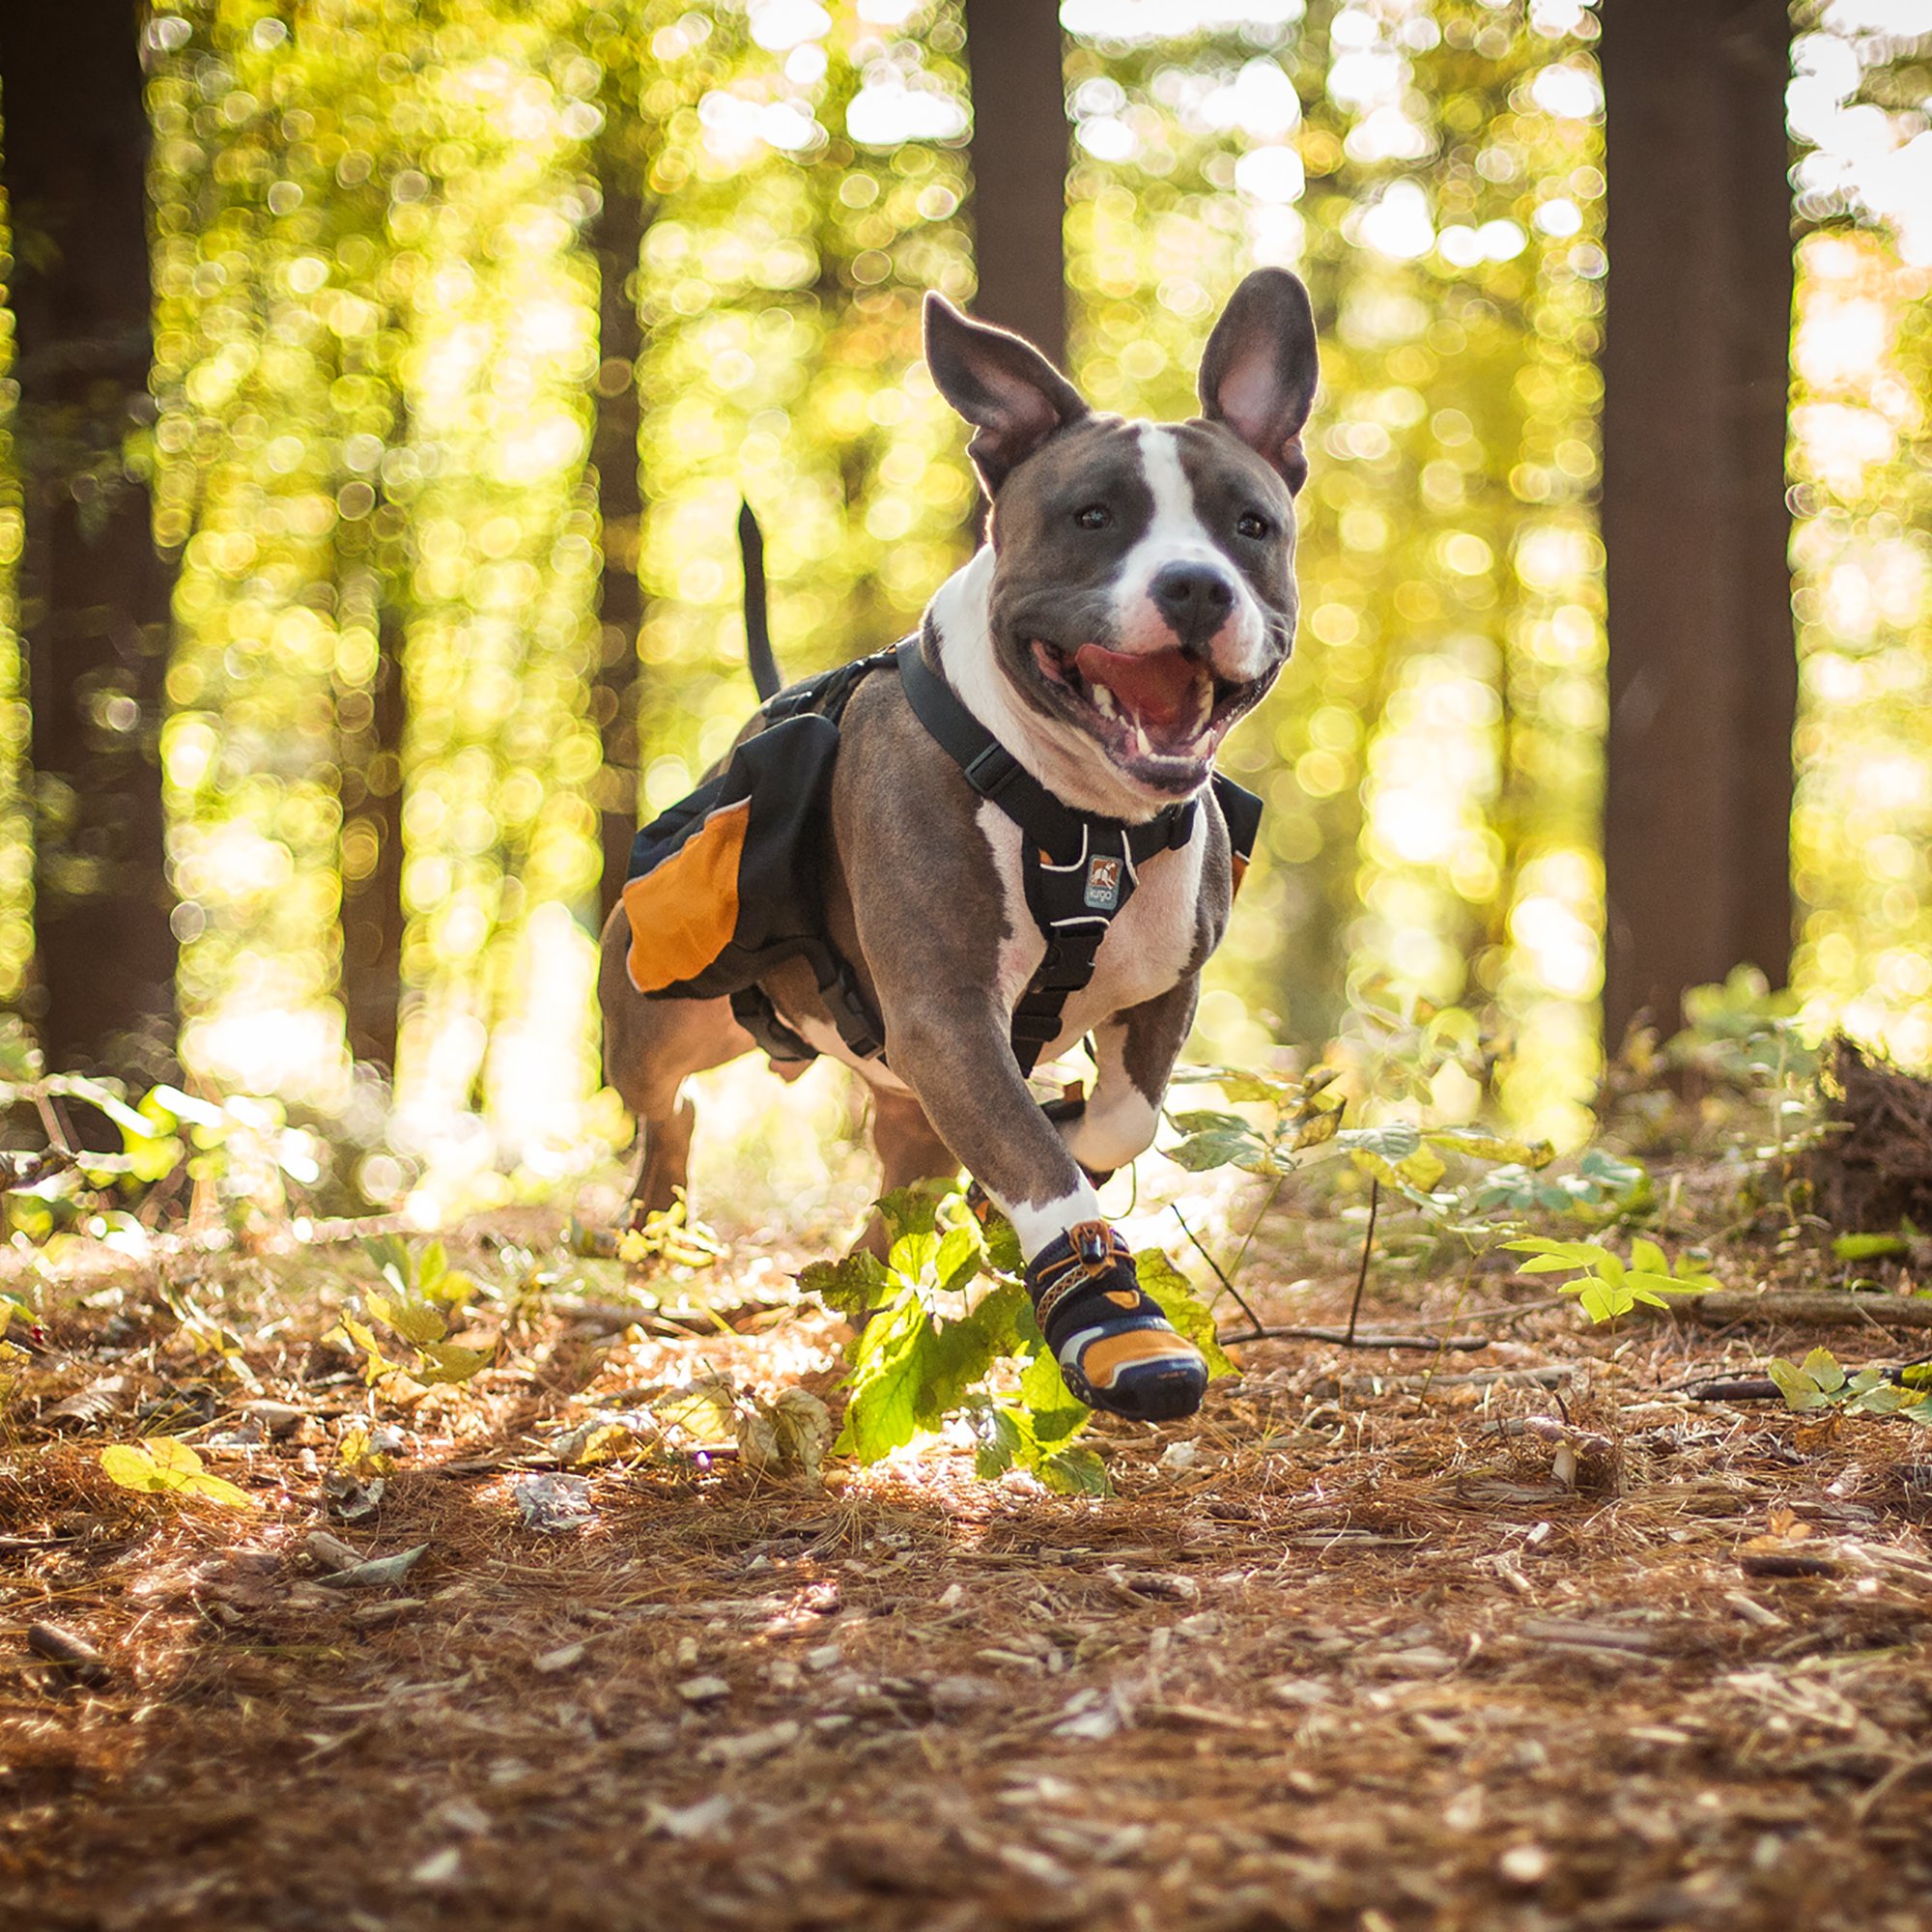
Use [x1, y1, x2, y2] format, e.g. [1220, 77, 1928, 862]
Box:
[1198, 268, 1319, 494]
[924, 294, 1089, 494]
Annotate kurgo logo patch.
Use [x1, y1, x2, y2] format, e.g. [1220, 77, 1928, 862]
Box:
[1084, 855, 1123, 911]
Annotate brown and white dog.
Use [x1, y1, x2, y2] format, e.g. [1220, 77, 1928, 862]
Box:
[599, 268, 1317, 1412]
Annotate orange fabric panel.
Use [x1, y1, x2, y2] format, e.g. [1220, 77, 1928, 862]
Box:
[622, 797, 753, 994]
[1078, 1327, 1202, 1390]
[1230, 853, 1249, 896]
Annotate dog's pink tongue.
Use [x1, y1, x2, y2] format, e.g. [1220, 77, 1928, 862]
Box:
[1072, 645, 1197, 728]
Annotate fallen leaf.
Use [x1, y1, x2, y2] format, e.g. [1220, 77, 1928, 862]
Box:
[100, 1438, 256, 1509]
[512, 1472, 595, 1535]
[315, 1545, 427, 1590]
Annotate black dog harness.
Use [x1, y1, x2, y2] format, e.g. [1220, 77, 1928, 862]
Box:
[621, 635, 1262, 1076]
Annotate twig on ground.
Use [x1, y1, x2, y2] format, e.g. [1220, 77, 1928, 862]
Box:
[1344, 1179, 1379, 1347]
[1218, 1323, 1490, 1351]
[1171, 1205, 1265, 1337]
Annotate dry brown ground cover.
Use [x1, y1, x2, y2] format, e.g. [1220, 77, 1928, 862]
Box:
[6, 1187, 1932, 1932]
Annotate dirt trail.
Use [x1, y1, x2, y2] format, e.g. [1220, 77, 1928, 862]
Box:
[5, 1221, 1932, 1932]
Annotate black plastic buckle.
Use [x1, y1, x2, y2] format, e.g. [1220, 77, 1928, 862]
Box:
[963, 744, 1019, 799]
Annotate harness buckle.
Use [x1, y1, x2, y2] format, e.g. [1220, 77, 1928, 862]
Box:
[963, 744, 1019, 798]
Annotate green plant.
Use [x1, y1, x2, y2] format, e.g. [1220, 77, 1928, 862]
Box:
[1507, 1236, 1719, 1324]
[802, 1185, 1229, 1495]
[100, 1438, 255, 1508]
[1765, 1348, 1932, 1421]
[332, 1236, 494, 1391]
[1163, 1061, 1587, 1261]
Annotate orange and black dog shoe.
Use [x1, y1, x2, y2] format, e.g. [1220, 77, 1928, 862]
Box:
[1025, 1222, 1208, 1423]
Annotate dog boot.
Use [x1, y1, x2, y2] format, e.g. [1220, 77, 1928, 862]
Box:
[1026, 1222, 1208, 1422]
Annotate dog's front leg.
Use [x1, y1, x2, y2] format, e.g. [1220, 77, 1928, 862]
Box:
[1059, 979, 1199, 1183]
[879, 994, 1208, 1423]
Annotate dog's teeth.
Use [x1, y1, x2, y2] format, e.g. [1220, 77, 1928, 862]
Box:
[1092, 687, 1119, 720]
[1132, 722, 1152, 757]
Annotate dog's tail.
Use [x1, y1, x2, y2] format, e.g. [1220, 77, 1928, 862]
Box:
[738, 500, 781, 702]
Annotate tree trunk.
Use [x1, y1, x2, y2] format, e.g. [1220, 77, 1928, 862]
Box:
[589, 169, 647, 927]
[1600, 0, 1796, 1041]
[2, 1, 177, 1076]
[960, 0, 1070, 365]
[339, 575, 407, 1071]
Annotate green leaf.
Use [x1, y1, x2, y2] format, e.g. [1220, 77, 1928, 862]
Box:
[334, 1313, 397, 1383]
[1801, 1347, 1845, 1394]
[972, 1403, 1024, 1479]
[1168, 1109, 1253, 1137]
[980, 1209, 1024, 1277]
[1040, 1446, 1110, 1496]
[1577, 1277, 1624, 1323]
[1630, 1237, 1667, 1277]
[1285, 1107, 1342, 1151]
[1424, 1125, 1556, 1169]
[1499, 1244, 1607, 1275]
[799, 1251, 894, 1319]
[887, 1227, 940, 1288]
[837, 1282, 1029, 1463]
[100, 1438, 256, 1508]
[416, 1341, 491, 1384]
[935, 1223, 981, 1296]
[875, 1182, 945, 1245]
[1133, 1250, 1236, 1378]
[1625, 1271, 1706, 1300]
[366, 1293, 446, 1348]
[1767, 1358, 1828, 1410]
[1164, 1127, 1266, 1174]
[363, 1234, 413, 1289]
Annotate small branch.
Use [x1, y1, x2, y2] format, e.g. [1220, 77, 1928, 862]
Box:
[1171, 1205, 1264, 1336]
[1215, 1323, 1489, 1352]
[1344, 1178, 1379, 1347]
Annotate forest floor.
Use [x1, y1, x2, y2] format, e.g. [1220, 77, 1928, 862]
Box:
[6, 1122, 1932, 1932]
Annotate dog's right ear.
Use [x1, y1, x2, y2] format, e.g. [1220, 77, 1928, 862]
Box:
[924, 295, 1088, 494]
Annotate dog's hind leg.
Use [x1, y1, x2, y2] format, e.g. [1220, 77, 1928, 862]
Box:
[597, 907, 753, 1226]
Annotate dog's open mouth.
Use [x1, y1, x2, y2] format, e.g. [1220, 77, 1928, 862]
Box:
[1030, 639, 1254, 788]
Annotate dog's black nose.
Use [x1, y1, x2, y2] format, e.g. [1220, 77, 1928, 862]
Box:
[1149, 563, 1236, 646]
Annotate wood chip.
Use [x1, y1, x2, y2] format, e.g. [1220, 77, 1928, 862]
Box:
[27, 1622, 108, 1686]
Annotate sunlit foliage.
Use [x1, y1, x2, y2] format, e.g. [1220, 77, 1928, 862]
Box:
[1786, 7, 1932, 1068]
[0, 0, 1925, 1213]
[1061, 0, 1606, 1142]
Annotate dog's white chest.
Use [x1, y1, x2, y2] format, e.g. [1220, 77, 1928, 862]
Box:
[977, 801, 1205, 1062]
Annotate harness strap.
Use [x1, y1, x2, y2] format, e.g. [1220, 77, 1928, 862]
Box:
[895, 635, 1199, 1075]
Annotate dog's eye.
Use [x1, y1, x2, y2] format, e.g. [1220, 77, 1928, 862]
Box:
[1236, 511, 1271, 540]
[1074, 504, 1112, 530]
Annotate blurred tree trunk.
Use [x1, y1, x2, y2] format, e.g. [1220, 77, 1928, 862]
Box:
[960, 0, 1069, 365]
[338, 567, 408, 1072]
[1600, 0, 1796, 1041]
[589, 163, 647, 929]
[2, 1, 177, 1076]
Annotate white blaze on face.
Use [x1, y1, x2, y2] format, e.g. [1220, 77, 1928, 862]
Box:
[1111, 425, 1270, 678]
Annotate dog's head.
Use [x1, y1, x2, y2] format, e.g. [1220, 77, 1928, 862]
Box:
[925, 269, 1318, 802]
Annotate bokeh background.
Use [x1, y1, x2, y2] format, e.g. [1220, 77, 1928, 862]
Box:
[0, 0, 1927, 1223]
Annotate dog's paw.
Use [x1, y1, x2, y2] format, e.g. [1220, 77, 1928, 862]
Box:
[1026, 1224, 1209, 1422]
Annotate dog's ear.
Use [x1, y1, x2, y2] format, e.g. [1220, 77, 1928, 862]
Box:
[924, 294, 1088, 494]
[1197, 268, 1319, 493]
